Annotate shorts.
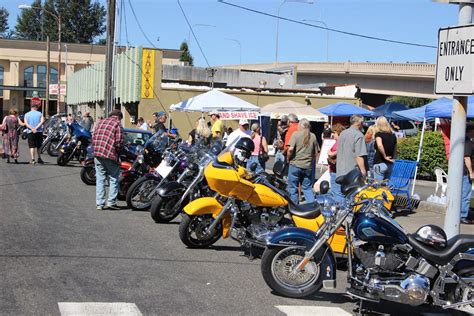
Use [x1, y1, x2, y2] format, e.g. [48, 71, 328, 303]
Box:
[27, 132, 43, 149]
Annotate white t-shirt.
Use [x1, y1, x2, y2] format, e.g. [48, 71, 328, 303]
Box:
[140, 122, 148, 131]
[225, 128, 251, 151]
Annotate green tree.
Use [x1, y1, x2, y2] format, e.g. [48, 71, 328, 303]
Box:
[386, 95, 433, 109]
[179, 41, 194, 66]
[0, 7, 9, 38]
[15, 0, 106, 44]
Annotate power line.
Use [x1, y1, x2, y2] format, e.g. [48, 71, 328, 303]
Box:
[218, 0, 437, 49]
[176, 0, 212, 67]
[128, 0, 157, 48]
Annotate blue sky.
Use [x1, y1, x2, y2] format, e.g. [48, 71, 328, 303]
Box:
[2, 0, 464, 67]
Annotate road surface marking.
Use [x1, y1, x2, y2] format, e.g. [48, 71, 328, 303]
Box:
[58, 302, 142, 315]
[276, 305, 351, 316]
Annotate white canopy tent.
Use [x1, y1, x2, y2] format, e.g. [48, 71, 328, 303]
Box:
[260, 100, 328, 122]
[169, 89, 260, 113]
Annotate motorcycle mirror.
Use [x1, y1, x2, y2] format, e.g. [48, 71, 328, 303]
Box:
[320, 180, 330, 195]
[249, 162, 258, 172]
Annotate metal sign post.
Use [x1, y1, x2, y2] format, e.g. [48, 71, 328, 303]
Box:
[434, 0, 474, 238]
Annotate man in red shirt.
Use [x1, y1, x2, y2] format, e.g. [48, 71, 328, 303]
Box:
[284, 113, 299, 157]
[92, 110, 124, 210]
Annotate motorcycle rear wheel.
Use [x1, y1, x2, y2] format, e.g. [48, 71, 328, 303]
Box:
[80, 166, 96, 185]
[150, 195, 184, 223]
[261, 246, 324, 298]
[47, 140, 60, 157]
[57, 153, 70, 166]
[126, 176, 160, 210]
[179, 214, 222, 248]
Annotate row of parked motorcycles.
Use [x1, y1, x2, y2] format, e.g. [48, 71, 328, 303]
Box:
[75, 131, 474, 312]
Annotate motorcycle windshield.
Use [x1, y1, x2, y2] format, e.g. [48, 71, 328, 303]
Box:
[144, 133, 169, 153]
[71, 122, 92, 139]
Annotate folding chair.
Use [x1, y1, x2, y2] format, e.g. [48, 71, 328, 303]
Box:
[434, 167, 448, 197]
[388, 160, 418, 209]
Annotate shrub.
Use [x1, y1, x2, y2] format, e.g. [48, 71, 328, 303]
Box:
[397, 131, 448, 180]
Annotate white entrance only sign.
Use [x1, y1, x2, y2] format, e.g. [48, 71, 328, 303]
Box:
[435, 24, 474, 95]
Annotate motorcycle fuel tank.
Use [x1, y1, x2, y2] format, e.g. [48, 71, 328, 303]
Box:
[353, 213, 408, 245]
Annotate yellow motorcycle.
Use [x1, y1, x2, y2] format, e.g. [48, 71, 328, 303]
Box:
[179, 151, 394, 255]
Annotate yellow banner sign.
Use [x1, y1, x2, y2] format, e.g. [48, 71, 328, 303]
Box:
[141, 49, 155, 99]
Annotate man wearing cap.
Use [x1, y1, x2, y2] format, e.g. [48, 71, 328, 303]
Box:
[284, 113, 299, 157]
[210, 112, 224, 140]
[152, 111, 167, 134]
[225, 119, 251, 151]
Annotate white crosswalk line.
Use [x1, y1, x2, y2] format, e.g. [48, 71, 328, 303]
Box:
[275, 305, 351, 316]
[58, 302, 142, 315]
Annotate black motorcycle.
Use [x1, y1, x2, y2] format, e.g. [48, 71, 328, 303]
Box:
[40, 116, 68, 157]
[149, 142, 221, 223]
[260, 169, 474, 312]
[57, 122, 92, 166]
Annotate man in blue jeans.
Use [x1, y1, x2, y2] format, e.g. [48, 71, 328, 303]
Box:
[287, 119, 319, 204]
[461, 129, 474, 224]
[92, 110, 124, 210]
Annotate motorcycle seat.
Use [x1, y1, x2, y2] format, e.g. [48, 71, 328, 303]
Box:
[289, 202, 321, 219]
[407, 234, 474, 266]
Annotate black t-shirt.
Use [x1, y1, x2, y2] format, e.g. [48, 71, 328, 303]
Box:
[464, 137, 473, 175]
[153, 122, 166, 134]
[374, 132, 397, 164]
[189, 129, 196, 144]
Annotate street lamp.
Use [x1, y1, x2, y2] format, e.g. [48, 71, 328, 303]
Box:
[275, 0, 313, 64]
[187, 24, 216, 44]
[302, 19, 329, 62]
[224, 38, 242, 64]
[19, 4, 62, 115]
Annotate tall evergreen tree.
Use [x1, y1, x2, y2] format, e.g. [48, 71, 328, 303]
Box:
[0, 7, 9, 38]
[179, 41, 194, 66]
[15, 0, 106, 44]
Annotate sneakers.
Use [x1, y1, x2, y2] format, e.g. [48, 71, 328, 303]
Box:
[37, 158, 44, 164]
[461, 218, 473, 225]
[96, 205, 104, 211]
[106, 204, 121, 210]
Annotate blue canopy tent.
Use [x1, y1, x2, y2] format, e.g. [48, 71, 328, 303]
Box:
[318, 102, 374, 126]
[372, 102, 409, 120]
[392, 106, 427, 122]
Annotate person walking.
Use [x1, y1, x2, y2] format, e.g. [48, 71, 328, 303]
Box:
[461, 127, 474, 224]
[1, 108, 20, 163]
[336, 114, 367, 195]
[210, 111, 224, 140]
[273, 115, 289, 163]
[92, 110, 124, 211]
[287, 118, 319, 204]
[327, 123, 344, 202]
[81, 112, 94, 132]
[225, 119, 251, 151]
[188, 118, 211, 145]
[24, 104, 45, 164]
[373, 117, 397, 181]
[247, 123, 268, 173]
[365, 125, 376, 173]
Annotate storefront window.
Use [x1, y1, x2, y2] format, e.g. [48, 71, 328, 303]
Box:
[24, 66, 34, 98]
[37, 66, 58, 99]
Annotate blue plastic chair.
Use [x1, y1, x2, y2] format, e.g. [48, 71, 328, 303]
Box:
[388, 160, 418, 209]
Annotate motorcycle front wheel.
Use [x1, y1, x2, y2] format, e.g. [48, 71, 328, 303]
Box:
[57, 153, 71, 166]
[179, 214, 222, 248]
[47, 140, 60, 157]
[150, 195, 186, 223]
[126, 176, 160, 210]
[80, 166, 96, 185]
[40, 140, 50, 154]
[261, 246, 326, 298]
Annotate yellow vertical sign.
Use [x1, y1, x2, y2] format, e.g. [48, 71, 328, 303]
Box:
[141, 49, 155, 99]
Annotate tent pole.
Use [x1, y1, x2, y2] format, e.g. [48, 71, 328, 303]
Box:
[411, 117, 426, 196]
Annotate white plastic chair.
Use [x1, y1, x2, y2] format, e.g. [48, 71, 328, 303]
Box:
[434, 167, 448, 197]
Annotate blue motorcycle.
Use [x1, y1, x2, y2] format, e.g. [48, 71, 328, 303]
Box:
[260, 168, 474, 311]
[57, 122, 92, 166]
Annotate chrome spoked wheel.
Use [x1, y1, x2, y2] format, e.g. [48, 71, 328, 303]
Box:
[271, 247, 320, 292]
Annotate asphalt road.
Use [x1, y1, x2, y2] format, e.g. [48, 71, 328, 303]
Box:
[0, 142, 472, 316]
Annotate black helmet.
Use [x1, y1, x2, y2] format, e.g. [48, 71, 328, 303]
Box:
[414, 225, 447, 250]
[235, 137, 254, 156]
[233, 137, 255, 166]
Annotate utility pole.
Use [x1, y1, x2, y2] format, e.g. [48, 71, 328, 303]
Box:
[104, 0, 116, 116]
[45, 36, 50, 117]
[440, 0, 473, 238]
